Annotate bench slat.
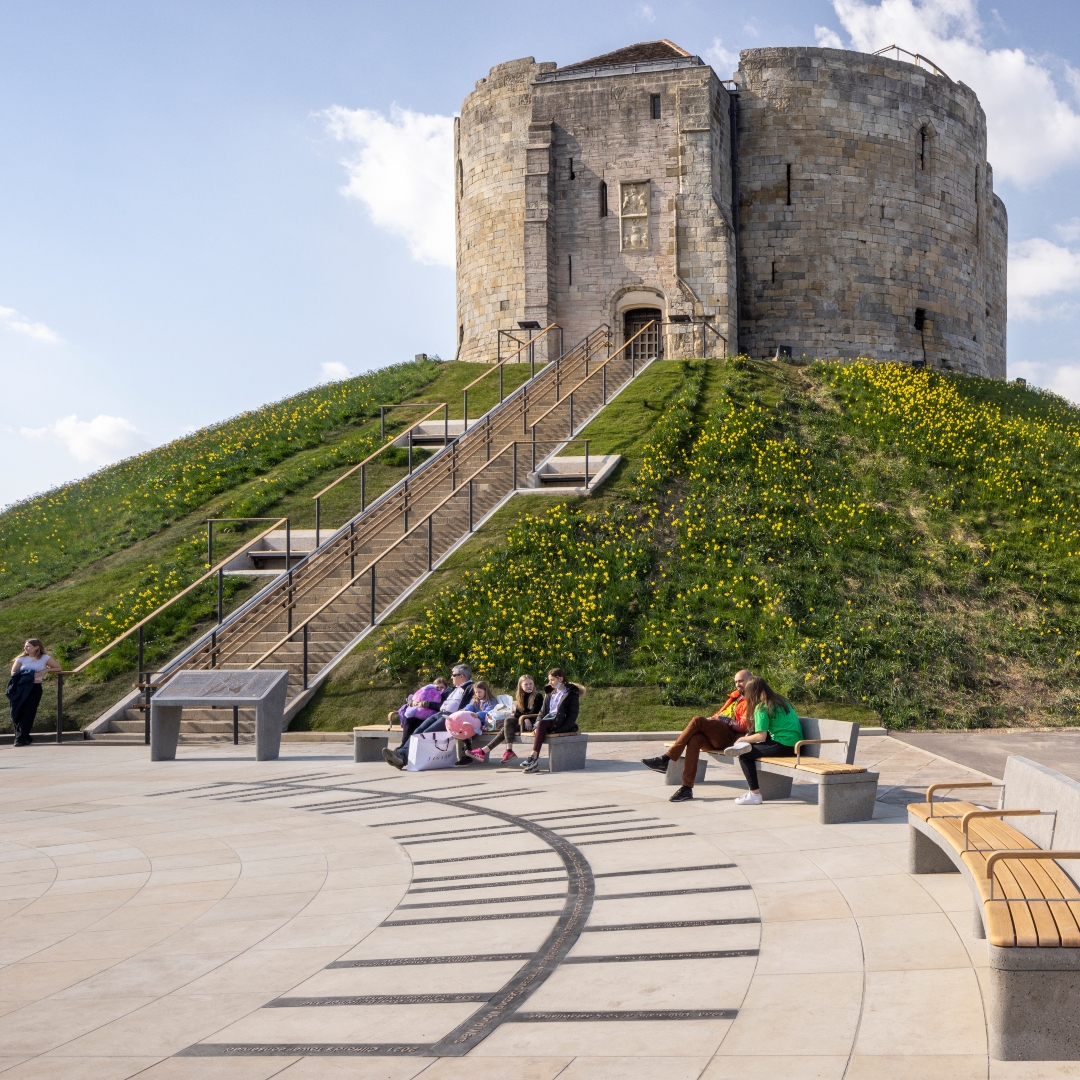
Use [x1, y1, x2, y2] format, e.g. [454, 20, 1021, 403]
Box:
[757, 757, 866, 775]
[909, 800, 981, 822]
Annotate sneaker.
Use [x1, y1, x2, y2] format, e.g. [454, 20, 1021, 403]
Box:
[642, 756, 670, 774]
[724, 742, 752, 758]
[735, 791, 763, 805]
[500, 750, 517, 764]
[381, 747, 406, 770]
[468, 748, 487, 762]
[519, 755, 538, 769]
[669, 785, 694, 802]
[456, 754, 474, 766]
[522, 757, 541, 773]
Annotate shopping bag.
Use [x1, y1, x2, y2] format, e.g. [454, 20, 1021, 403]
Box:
[406, 731, 457, 772]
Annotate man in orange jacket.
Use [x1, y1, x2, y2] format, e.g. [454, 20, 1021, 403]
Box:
[641, 669, 753, 801]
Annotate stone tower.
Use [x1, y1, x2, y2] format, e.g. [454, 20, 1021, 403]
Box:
[455, 41, 1007, 377]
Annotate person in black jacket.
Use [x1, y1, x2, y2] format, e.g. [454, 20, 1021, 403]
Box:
[478, 674, 544, 764]
[519, 667, 583, 774]
[382, 663, 474, 770]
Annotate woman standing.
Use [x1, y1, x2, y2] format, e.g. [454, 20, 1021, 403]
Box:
[519, 668, 583, 774]
[477, 675, 544, 764]
[8, 640, 61, 746]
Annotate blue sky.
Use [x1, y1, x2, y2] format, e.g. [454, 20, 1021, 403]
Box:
[2, 0, 1080, 507]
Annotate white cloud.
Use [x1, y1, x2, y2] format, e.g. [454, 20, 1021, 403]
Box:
[1008, 359, 1080, 406]
[21, 414, 149, 467]
[1008, 237, 1080, 320]
[815, 25, 846, 49]
[0, 306, 62, 344]
[320, 361, 351, 382]
[1056, 218, 1080, 243]
[322, 104, 454, 268]
[639, 3, 656, 22]
[819, 0, 1080, 186]
[705, 37, 740, 75]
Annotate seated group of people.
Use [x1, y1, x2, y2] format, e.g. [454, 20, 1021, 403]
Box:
[641, 669, 803, 803]
[382, 663, 583, 774]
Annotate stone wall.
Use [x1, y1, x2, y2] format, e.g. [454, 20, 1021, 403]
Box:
[735, 47, 1003, 374]
[455, 57, 554, 365]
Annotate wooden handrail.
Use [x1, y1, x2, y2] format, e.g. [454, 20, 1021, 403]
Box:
[961, 809, 1056, 851]
[925, 781, 1001, 817]
[461, 323, 562, 394]
[527, 320, 654, 436]
[67, 517, 289, 675]
[793, 738, 840, 765]
[246, 438, 525, 668]
[311, 402, 449, 502]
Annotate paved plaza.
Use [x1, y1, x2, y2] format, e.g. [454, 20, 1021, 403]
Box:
[2, 735, 1079, 1079]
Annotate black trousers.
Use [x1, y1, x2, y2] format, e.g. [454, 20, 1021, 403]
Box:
[11, 683, 42, 742]
[739, 739, 795, 789]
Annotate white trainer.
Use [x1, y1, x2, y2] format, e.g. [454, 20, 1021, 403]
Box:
[724, 742, 752, 758]
[735, 792, 763, 805]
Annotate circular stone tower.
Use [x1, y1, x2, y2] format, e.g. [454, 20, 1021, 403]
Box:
[735, 47, 1006, 376]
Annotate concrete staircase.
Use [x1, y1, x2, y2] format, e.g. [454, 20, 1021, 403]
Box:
[89, 322, 655, 744]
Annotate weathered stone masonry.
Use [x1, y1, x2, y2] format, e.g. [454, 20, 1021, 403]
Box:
[456, 41, 1007, 378]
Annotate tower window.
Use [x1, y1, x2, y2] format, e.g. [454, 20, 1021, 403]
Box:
[458, 324, 464, 344]
[919, 127, 930, 171]
[914, 308, 926, 332]
[599, 181, 608, 218]
[569, 158, 575, 180]
[786, 164, 792, 206]
[772, 261, 777, 283]
[650, 94, 661, 120]
[458, 159, 464, 197]
[568, 255, 573, 286]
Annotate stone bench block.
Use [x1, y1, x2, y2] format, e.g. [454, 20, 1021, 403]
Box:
[353, 727, 394, 763]
[666, 756, 707, 785]
[547, 732, 588, 772]
[758, 762, 879, 824]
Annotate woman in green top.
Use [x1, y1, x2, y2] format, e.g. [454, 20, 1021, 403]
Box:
[727, 676, 802, 805]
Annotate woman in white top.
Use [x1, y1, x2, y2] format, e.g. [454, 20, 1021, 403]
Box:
[9, 639, 60, 745]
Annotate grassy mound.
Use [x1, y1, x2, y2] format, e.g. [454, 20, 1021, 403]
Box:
[326, 357, 1080, 731]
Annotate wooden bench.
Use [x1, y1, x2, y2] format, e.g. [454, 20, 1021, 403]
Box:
[908, 755, 1080, 1060]
[703, 717, 879, 824]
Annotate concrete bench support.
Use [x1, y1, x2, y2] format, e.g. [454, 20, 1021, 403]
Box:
[666, 757, 707, 786]
[548, 732, 588, 772]
[757, 762, 880, 823]
[354, 727, 396, 762]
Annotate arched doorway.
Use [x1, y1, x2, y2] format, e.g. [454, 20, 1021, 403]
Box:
[623, 307, 662, 361]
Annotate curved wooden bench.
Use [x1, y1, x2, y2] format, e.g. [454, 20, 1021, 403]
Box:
[907, 758, 1080, 1060]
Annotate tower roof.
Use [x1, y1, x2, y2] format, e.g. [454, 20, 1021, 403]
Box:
[558, 40, 693, 72]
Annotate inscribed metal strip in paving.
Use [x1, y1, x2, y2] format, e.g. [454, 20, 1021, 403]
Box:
[412, 866, 563, 883]
[563, 949, 758, 964]
[597, 885, 751, 900]
[264, 994, 493, 1007]
[398, 829, 524, 846]
[382, 910, 564, 927]
[576, 832, 695, 846]
[326, 953, 534, 969]
[397, 892, 567, 910]
[582, 917, 760, 931]
[408, 876, 567, 894]
[178, 1043, 434, 1057]
[508, 1009, 738, 1021]
[593, 863, 736, 878]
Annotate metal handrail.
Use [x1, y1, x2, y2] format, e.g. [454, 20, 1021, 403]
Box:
[46, 516, 289, 746]
[311, 402, 449, 546]
[527, 320, 655, 436]
[246, 436, 595, 672]
[872, 44, 949, 80]
[463, 323, 562, 429]
[145, 323, 617, 681]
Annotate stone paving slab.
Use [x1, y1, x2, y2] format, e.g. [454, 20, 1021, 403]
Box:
[893, 728, 1080, 782]
[0, 735, 1078, 1076]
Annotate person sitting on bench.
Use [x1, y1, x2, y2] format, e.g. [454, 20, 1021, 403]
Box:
[519, 668, 582, 774]
[382, 664, 473, 769]
[476, 675, 543, 764]
[640, 669, 753, 803]
[728, 675, 802, 805]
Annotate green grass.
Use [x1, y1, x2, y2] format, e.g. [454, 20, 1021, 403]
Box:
[303, 356, 1080, 732]
[0, 358, 534, 730]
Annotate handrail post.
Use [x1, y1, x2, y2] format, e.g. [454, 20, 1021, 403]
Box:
[349, 521, 355, 578]
[55, 672, 63, 744]
[303, 624, 309, 690]
[499, 360, 504, 402]
[408, 427, 413, 475]
[403, 480, 409, 534]
[370, 565, 376, 625]
[286, 520, 291, 571]
[143, 669, 151, 745]
[360, 464, 365, 512]
[513, 441, 517, 490]
[207, 519, 213, 567]
[315, 498, 321, 550]
[452, 443, 457, 490]
[138, 626, 144, 687]
[468, 479, 473, 531]
[288, 570, 294, 632]
[427, 515, 433, 571]
[569, 393, 574, 436]
[443, 403, 448, 446]
[233, 704, 239, 745]
[531, 425, 536, 472]
[603, 363, 607, 404]
[211, 629, 217, 669]
[380, 406, 385, 440]
[463, 389, 468, 432]
[217, 568, 224, 624]
[530, 332, 535, 379]
[585, 440, 590, 490]
[486, 416, 491, 462]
